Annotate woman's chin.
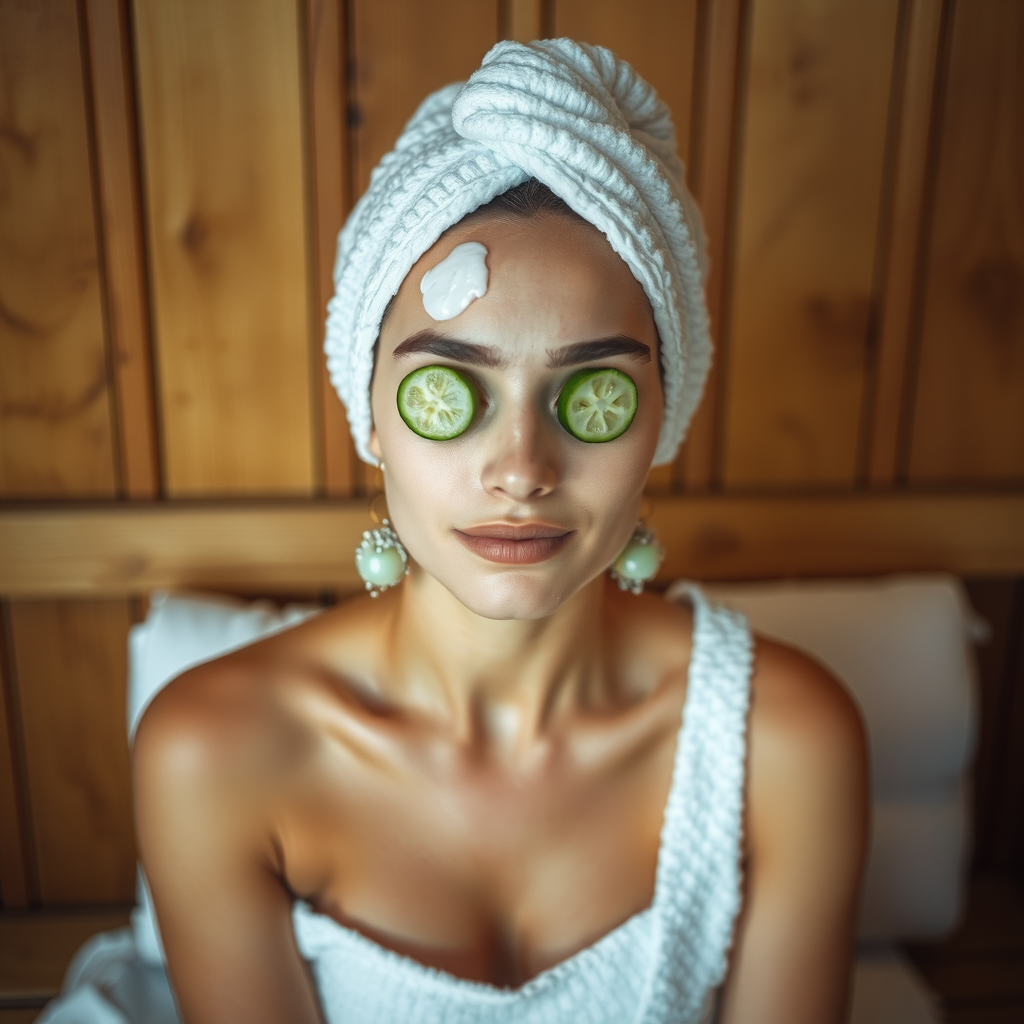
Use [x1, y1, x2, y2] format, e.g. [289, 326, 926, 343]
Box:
[430, 566, 589, 621]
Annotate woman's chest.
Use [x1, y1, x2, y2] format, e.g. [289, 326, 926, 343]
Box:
[280, 721, 677, 985]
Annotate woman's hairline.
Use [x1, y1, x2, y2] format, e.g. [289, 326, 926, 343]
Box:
[369, 181, 663, 383]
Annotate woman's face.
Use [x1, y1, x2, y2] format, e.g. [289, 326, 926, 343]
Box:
[369, 213, 663, 620]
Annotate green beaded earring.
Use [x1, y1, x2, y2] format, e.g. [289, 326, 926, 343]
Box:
[355, 464, 408, 598]
[610, 522, 664, 595]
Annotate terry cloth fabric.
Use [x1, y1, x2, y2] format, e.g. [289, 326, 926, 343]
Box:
[293, 585, 752, 1024]
[325, 38, 712, 467]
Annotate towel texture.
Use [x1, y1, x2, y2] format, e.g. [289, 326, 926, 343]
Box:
[325, 38, 712, 466]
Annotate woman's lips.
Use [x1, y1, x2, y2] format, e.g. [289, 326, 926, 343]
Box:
[454, 523, 573, 564]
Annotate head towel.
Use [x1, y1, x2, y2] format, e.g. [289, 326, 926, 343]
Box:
[325, 38, 712, 467]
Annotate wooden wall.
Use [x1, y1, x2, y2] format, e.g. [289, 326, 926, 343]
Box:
[0, 0, 1022, 909]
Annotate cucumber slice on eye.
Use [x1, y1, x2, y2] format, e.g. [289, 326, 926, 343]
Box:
[397, 365, 476, 440]
[557, 368, 638, 442]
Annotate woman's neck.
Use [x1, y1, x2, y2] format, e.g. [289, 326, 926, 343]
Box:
[382, 570, 618, 758]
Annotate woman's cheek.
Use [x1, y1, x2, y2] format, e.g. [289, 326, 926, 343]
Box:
[380, 428, 470, 559]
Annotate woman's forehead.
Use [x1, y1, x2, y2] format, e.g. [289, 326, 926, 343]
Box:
[381, 214, 657, 356]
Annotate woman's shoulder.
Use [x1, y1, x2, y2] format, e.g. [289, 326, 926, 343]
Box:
[748, 635, 866, 770]
[133, 597, 385, 795]
[744, 633, 868, 859]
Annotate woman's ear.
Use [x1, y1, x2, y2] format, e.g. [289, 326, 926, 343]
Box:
[368, 424, 382, 462]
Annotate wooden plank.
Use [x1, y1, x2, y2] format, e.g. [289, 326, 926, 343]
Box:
[647, 492, 1024, 582]
[0, 504, 368, 597]
[308, 0, 358, 498]
[0, 908, 130, 1004]
[906, 0, 1024, 484]
[866, 0, 944, 486]
[0, 0, 118, 498]
[992, 598, 1024, 877]
[678, 0, 745, 492]
[349, 0, 499, 197]
[1, 494, 1024, 598]
[905, 874, 1024, 1023]
[7, 601, 135, 906]
[82, 0, 160, 499]
[963, 580, 1021, 873]
[133, 0, 315, 496]
[500, 0, 546, 42]
[0, 613, 29, 910]
[721, 0, 901, 487]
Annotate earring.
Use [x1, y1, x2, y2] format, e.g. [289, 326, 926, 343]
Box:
[610, 522, 664, 595]
[355, 463, 408, 597]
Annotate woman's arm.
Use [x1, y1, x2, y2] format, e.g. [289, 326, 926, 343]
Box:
[718, 639, 869, 1024]
[134, 665, 325, 1024]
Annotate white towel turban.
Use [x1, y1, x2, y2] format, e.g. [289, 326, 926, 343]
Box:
[325, 38, 712, 467]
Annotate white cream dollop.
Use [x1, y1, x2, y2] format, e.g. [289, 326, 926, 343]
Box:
[419, 241, 489, 321]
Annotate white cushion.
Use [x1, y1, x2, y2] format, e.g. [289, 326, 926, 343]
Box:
[859, 789, 967, 939]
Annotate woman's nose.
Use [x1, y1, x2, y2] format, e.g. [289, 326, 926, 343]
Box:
[480, 406, 559, 502]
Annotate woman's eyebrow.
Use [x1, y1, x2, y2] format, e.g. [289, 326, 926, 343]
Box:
[392, 330, 506, 368]
[547, 336, 651, 368]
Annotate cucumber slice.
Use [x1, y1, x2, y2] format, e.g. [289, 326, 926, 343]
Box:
[557, 368, 638, 442]
[397, 365, 476, 440]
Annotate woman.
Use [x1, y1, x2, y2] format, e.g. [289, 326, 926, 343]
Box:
[135, 40, 867, 1024]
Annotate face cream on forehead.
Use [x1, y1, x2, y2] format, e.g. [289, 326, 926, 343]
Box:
[420, 241, 489, 321]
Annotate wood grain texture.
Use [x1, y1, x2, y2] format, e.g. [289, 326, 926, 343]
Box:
[647, 492, 1024, 582]
[500, 0, 547, 42]
[2, 495, 1024, 598]
[964, 580, 1023, 874]
[308, 0, 357, 497]
[82, 0, 160, 499]
[0, 908, 130, 1003]
[0, 613, 29, 910]
[721, 0, 901, 487]
[991, 599, 1024, 877]
[7, 601, 135, 906]
[0, 0, 117, 498]
[133, 0, 315, 496]
[866, 0, 944, 485]
[679, 0, 744, 492]
[907, 0, 1024, 484]
[349, 0, 499, 196]
[905, 874, 1024, 1023]
[0, 504, 369, 597]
